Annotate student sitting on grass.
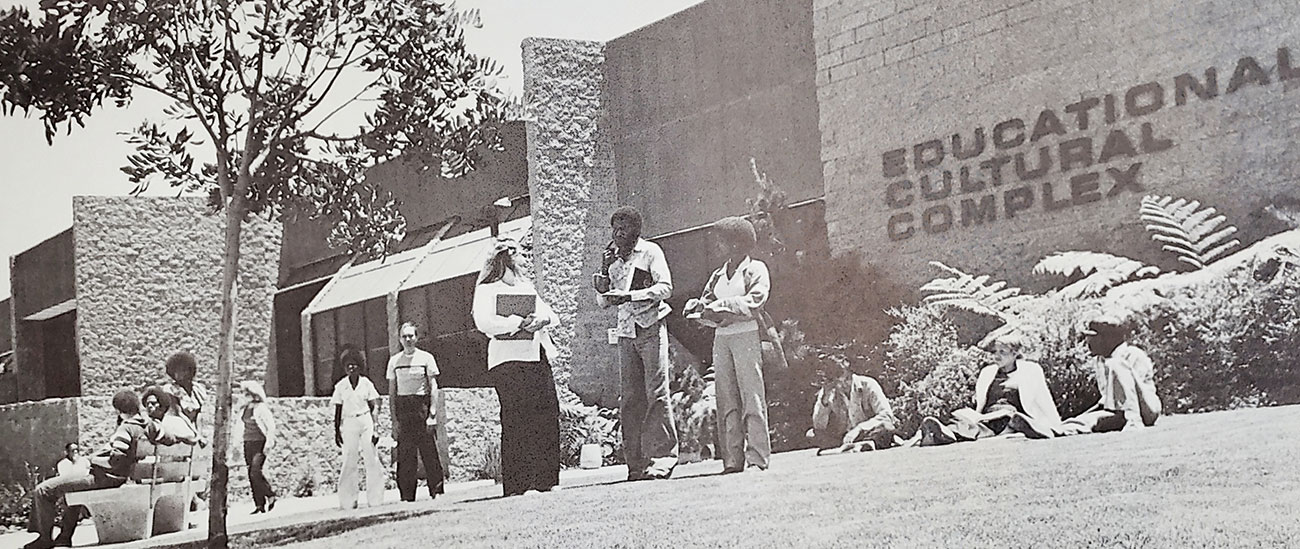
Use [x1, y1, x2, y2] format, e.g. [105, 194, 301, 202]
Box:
[1056, 315, 1161, 435]
[806, 362, 898, 454]
[915, 332, 1060, 446]
[23, 390, 188, 549]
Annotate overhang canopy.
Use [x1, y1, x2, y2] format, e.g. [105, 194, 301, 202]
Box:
[304, 216, 532, 315]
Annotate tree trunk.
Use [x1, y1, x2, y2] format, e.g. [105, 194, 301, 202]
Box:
[208, 195, 246, 549]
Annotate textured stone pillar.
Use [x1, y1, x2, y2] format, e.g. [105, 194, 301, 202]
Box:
[72, 197, 282, 396]
[523, 38, 620, 405]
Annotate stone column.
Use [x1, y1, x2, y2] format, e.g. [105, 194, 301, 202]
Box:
[523, 38, 620, 406]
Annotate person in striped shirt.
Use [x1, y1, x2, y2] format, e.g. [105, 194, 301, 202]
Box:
[23, 390, 179, 549]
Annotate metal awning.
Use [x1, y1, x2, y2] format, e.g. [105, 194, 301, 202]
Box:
[402, 216, 531, 290]
[304, 216, 532, 315]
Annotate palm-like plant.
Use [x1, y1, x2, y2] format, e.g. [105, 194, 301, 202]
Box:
[1140, 195, 1240, 269]
[920, 261, 1038, 322]
[1033, 251, 1160, 299]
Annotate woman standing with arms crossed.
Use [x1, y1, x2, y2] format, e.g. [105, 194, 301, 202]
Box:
[239, 380, 278, 514]
[472, 238, 562, 496]
[685, 217, 773, 473]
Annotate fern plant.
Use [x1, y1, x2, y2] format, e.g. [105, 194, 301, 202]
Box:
[1034, 251, 1160, 299]
[920, 261, 1038, 322]
[1140, 195, 1240, 269]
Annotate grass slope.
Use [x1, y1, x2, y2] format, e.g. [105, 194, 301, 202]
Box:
[281, 406, 1300, 548]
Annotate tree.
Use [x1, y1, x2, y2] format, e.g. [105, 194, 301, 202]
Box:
[0, 0, 509, 545]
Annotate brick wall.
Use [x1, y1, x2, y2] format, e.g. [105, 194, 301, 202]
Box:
[523, 38, 621, 405]
[72, 197, 282, 396]
[814, 0, 1300, 290]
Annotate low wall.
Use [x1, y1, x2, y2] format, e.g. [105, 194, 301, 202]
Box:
[0, 389, 501, 499]
[0, 399, 78, 486]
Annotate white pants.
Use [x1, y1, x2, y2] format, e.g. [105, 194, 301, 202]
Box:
[339, 415, 385, 509]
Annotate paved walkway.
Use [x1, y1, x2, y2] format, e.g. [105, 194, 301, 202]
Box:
[0, 463, 641, 549]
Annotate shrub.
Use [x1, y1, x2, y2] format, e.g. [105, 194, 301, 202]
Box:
[0, 462, 42, 533]
[558, 399, 622, 469]
[471, 439, 502, 483]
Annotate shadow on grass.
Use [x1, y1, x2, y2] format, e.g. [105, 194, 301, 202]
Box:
[456, 470, 731, 503]
[151, 507, 459, 549]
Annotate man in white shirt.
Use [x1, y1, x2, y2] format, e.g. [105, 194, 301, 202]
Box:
[1059, 314, 1162, 434]
[386, 322, 444, 501]
[594, 206, 679, 481]
[333, 346, 384, 509]
[55, 442, 91, 477]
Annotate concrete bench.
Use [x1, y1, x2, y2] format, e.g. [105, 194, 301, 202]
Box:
[65, 443, 203, 545]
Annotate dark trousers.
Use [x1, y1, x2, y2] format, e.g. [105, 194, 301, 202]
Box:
[29, 471, 123, 541]
[490, 355, 561, 496]
[244, 440, 275, 509]
[395, 394, 444, 500]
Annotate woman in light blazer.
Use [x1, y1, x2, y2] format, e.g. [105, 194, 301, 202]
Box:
[918, 332, 1061, 445]
[471, 238, 562, 496]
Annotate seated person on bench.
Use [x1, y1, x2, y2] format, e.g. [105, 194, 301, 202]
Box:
[807, 363, 898, 454]
[23, 390, 183, 549]
[143, 385, 205, 447]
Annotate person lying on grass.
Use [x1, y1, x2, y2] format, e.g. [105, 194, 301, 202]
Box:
[1056, 315, 1161, 435]
[806, 362, 898, 454]
[914, 332, 1060, 446]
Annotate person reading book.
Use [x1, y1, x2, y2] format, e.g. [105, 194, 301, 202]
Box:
[594, 206, 679, 481]
[473, 238, 562, 496]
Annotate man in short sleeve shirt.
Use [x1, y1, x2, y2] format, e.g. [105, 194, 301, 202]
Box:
[333, 347, 384, 509]
[386, 322, 444, 501]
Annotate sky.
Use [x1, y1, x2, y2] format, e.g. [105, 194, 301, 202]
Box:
[0, 0, 706, 300]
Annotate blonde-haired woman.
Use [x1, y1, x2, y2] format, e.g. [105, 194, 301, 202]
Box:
[918, 332, 1060, 445]
[471, 239, 562, 496]
[240, 380, 278, 513]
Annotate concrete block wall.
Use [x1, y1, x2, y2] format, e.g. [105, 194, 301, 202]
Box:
[27, 388, 499, 500]
[72, 197, 282, 396]
[814, 0, 1300, 289]
[0, 398, 78, 485]
[523, 38, 621, 406]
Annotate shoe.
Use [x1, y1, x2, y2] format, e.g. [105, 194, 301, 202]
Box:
[23, 537, 55, 549]
[627, 470, 649, 482]
[1009, 414, 1054, 439]
[52, 537, 73, 548]
[266, 495, 277, 512]
[252, 507, 264, 515]
[920, 417, 957, 446]
[745, 463, 768, 472]
[721, 466, 743, 474]
[644, 469, 673, 480]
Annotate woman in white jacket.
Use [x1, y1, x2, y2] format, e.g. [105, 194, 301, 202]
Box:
[471, 239, 562, 496]
[919, 332, 1061, 445]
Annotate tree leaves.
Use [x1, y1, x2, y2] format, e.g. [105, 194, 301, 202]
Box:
[1140, 195, 1241, 270]
[1034, 251, 1160, 299]
[920, 261, 1038, 322]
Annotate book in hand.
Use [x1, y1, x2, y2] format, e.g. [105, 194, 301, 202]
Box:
[629, 267, 654, 291]
[496, 293, 536, 340]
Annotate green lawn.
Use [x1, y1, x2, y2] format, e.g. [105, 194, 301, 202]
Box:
[280, 406, 1300, 548]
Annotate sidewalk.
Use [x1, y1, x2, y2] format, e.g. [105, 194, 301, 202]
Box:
[0, 464, 635, 549]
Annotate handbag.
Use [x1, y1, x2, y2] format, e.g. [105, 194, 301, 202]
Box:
[753, 307, 789, 375]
